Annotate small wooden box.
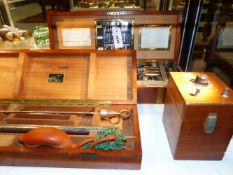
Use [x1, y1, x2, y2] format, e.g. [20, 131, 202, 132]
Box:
[0, 50, 142, 169]
[163, 72, 233, 160]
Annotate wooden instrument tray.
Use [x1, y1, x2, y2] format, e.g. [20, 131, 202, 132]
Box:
[0, 50, 141, 169]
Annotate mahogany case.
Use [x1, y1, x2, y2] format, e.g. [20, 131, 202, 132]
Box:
[0, 50, 142, 169]
[163, 72, 233, 160]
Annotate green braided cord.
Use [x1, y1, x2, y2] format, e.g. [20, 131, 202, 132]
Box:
[82, 128, 127, 150]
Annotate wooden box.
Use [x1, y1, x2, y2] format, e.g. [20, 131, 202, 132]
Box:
[46, 11, 182, 103]
[163, 72, 233, 160]
[0, 50, 142, 169]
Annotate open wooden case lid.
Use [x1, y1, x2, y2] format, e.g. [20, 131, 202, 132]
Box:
[0, 50, 137, 104]
[47, 10, 182, 61]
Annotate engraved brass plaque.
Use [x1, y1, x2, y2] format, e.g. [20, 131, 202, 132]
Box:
[48, 74, 64, 83]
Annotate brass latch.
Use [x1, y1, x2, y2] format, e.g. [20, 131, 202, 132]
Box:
[204, 113, 217, 134]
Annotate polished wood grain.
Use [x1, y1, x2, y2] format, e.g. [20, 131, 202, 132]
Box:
[175, 104, 233, 160]
[0, 53, 19, 99]
[0, 50, 141, 169]
[174, 15, 182, 62]
[137, 87, 165, 104]
[0, 105, 141, 169]
[14, 52, 29, 98]
[87, 52, 97, 99]
[137, 87, 157, 104]
[0, 149, 141, 169]
[23, 53, 89, 100]
[0, 50, 137, 104]
[163, 78, 185, 156]
[163, 72, 233, 160]
[166, 77, 185, 115]
[170, 72, 233, 104]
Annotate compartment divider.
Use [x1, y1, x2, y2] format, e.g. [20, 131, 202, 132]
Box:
[13, 52, 29, 99]
[87, 52, 97, 99]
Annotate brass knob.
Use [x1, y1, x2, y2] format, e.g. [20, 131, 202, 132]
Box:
[192, 74, 209, 87]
